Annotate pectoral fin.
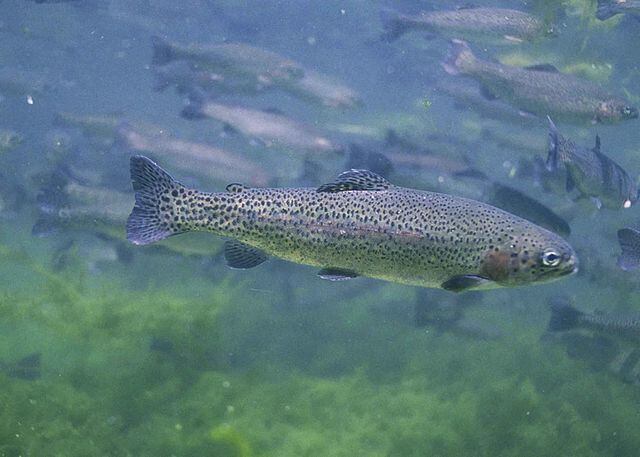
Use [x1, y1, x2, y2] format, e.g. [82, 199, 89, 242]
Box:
[441, 274, 491, 292]
[593, 134, 601, 153]
[224, 240, 267, 269]
[565, 172, 576, 192]
[479, 84, 498, 100]
[524, 63, 560, 73]
[318, 268, 359, 281]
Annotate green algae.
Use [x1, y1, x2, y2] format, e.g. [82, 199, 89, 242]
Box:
[1, 219, 640, 457]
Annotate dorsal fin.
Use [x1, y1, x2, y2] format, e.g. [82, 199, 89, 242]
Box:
[594, 134, 601, 153]
[261, 107, 285, 116]
[226, 183, 246, 193]
[525, 63, 560, 73]
[316, 169, 392, 193]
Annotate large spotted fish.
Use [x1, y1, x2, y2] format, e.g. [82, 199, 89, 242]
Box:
[126, 156, 578, 292]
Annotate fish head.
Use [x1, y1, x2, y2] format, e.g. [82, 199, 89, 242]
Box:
[480, 230, 578, 287]
[596, 100, 639, 123]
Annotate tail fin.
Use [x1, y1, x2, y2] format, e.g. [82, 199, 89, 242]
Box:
[617, 228, 640, 271]
[127, 156, 187, 245]
[379, 8, 409, 41]
[151, 35, 175, 66]
[548, 297, 583, 332]
[442, 39, 475, 76]
[6, 352, 41, 381]
[596, 0, 618, 20]
[152, 71, 172, 92]
[180, 96, 206, 120]
[546, 116, 560, 172]
[32, 167, 73, 237]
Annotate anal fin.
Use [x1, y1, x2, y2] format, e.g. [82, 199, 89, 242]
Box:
[224, 240, 267, 269]
[318, 268, 359, 281]
[441, 274, 491, 292]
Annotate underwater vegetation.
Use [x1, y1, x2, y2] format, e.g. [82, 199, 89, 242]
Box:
[1, 235, 640, 456]
[2, 0, 640, 455]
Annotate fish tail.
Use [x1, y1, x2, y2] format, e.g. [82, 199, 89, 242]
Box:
[151, 35, 175, 66]
[617, 228, 640, 271]
[548, 298, 583, 332]
[442, 39, 476, 76]
[7, 352, 42, 381]
[31, 166, 73, 237]
[379, 8, 410, 41]
[180, 96, 207, 120]
[152, 71, 172, 92]
[546, 116, 560, 172]
[127, 155, 190, 245]
[596, 0, 618, 20]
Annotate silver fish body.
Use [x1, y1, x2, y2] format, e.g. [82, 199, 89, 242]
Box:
[181, 100, 342, 154]
[381, 7, 548, 43]
[547, 117, 638, 209]
[151, 36, 304, 85]
[444, 40, 638, 124]
[127, 156, 578, 292]
[550, 298, 640, 343]
[597, 0, 640, 20]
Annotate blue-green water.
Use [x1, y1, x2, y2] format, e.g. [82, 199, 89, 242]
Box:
[2, 0, 640, 455]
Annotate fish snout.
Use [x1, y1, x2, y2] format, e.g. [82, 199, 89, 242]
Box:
[561, 251, 579, 276]
[626, 106, 639, 119]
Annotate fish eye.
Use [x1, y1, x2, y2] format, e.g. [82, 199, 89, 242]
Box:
[541, 250, 561, 267]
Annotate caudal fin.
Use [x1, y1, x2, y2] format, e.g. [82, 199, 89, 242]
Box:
[379, 8, 409, 41]
[127, 156, 187, 245]
[617, 228, 640, 271]
[442, 39, 476, 76]
[548, 297, 583, 332]
[151, 35, 175, 66]
[546, 116, 560, 172]
[596, 0, 618, 20]
[180, 96, 207, 120]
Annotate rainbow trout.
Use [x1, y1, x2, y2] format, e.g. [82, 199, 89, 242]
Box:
[549, 298, 640, 344]
[547, 117, 638, 209]
[380, 6, 549, 44]
[126, 156, 578, 292]
[443, 39, 638, 124]
[597, 0, 640, 20]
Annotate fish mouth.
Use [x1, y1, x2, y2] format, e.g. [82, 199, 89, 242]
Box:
[558, 265, 578, 277]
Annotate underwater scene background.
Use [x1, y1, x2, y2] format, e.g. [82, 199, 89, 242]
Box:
[2, 0, 640, 455]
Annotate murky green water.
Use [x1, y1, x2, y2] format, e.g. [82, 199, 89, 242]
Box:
[1, 1, 640, 456]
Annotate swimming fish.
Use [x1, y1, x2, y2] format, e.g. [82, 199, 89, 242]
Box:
[380, 6, 549, 44]
[542, 331, 640, 384]
[483, 183, 571, 237]
[597, 0, 640, 20]
[547, 117, 638, 209]
[181, 99, 343, 154]
[0, 129, 23, 153]
[116, 123, 271, 187]
[617, 228, 640, 271]
[443, 39, 638, 124]
[126, 156, 578, 292]
[436, 79, 538, 125]
[0, 353, 41, 381]
[151, 36, 304, 85]
[549, 297, 640, 344]
[152, 40, 359, 109]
